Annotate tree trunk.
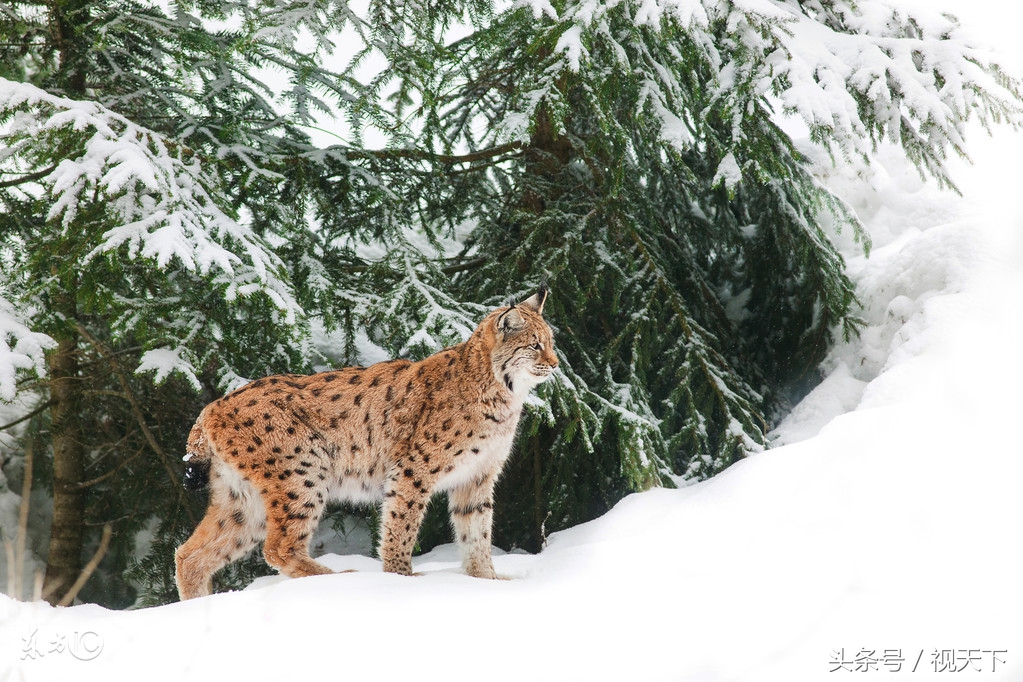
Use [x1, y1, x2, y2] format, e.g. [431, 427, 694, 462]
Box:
[40, 0, 91, 608]
[42, 320, 86, 605]
[50, 0, 89, 96]
[521, 100, 574, 216]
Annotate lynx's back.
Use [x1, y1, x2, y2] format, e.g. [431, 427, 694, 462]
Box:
[175, 285, 557, 599]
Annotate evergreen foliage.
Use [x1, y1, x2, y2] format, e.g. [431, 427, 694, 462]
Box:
[1, 0, 1019, 603]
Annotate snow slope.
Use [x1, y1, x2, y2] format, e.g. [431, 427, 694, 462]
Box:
[5, 10, 1023, 682]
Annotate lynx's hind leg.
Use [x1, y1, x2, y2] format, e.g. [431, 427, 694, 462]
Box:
[175, 461, 267, 600]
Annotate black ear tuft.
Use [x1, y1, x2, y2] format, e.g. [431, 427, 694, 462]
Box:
[520, 280, 549, 314]
[537, 278, 550, 310]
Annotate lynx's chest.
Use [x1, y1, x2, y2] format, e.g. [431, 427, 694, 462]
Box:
[433, 434, 515, 492]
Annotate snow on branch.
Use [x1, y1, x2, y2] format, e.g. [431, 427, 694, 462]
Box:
[0, 77, 303, 326]
[761, 0, 1023, 183]
[384, 251, 484, 356]
[0, 295, 54, 402]
[135, 347, 202, 392]
[508, 0, 1022, 184]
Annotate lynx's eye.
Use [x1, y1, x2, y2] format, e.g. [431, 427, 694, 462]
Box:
[530, 342, 543, 352]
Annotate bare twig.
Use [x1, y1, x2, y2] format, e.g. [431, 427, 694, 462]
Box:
[3, 539, 14, 597]
[77, 446, 144, 489]
[540, 510, 552, 549]
[0, 400, 56, 433]
[2, 417, 37, 598]
[15, 432, 34, 598]
[54, 524, 112, 607]
[73, 324, 196, 524]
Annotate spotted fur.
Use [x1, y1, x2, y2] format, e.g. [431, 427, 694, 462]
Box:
[174, 286, 557, 600]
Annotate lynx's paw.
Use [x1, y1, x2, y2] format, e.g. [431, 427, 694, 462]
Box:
[465, 561, 498, 580]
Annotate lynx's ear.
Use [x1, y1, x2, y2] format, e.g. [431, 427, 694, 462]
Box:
[519, 281, 549, 315]
[497, 306, 525, 334]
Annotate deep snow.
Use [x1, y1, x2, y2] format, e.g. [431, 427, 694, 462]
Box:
[5, 4, 1023, 681]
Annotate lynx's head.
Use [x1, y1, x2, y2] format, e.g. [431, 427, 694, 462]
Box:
[486, 283, 559, 394]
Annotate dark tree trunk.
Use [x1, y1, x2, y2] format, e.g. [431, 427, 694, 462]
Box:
[42, 320, 86, 605]
[40, 0, 91, 608]
[521, 100, 574, 216]
[50, 0, 90, 96]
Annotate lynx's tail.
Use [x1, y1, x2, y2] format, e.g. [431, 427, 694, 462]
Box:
[182, 409, 213, 491]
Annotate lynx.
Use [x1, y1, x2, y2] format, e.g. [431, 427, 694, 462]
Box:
[174, 285, 557, 600]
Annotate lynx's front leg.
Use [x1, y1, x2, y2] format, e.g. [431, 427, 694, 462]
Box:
[379, 465, 435, 575]
[448, 472, 498, 579]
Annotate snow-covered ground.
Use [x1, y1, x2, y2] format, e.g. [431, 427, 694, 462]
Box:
[5, 6, 1023, 682]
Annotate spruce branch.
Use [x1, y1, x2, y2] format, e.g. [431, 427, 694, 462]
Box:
[343, 141, 525, 166]
[0, 164, 57, 188]
[440, 256, 487, 275]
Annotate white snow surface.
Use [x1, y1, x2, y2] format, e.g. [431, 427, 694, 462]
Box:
[5, 6, 1023, 682]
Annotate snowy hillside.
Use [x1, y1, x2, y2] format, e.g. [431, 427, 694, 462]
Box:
[4, 134, 1021, 682]
[5, 7, 1023, 682]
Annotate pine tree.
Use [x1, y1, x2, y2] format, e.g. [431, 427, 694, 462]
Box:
[0, 0, 367, 604]
[319, 0, 1023, 550]
[2, 0, 1019, 604]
